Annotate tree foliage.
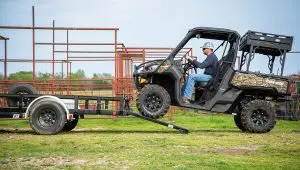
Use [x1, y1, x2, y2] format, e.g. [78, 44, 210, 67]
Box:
[70, 69, 86, 80]
[2, 70, 113, 85]
[8, 71, 33, 80]
[37, 72, 52, 80]
[92, 73, 113, 84]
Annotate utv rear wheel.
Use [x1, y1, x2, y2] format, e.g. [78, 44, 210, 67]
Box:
[136, 84, 170, 119]
[234, 114, 247, 131]
[241, 100, 276, 133]
[232, 107, 247, 131]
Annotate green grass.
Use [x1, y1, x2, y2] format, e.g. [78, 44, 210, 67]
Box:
[0, 111, 299, 170]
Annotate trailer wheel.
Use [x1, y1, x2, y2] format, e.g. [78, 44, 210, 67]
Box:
[241, 100, 276, 133]
[136, 84, 171, 119]
[63, 114, 79, 132]
[8, 84, 38, 107]
[29, 100, 66, 135]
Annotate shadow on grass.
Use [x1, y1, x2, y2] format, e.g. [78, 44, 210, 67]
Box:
[0, 129, 181, 135]
[190, 129, 242, 133]
[1, 128, 296, 135]
[69, 130, 183, 134]
[0, 129, 36, 134]
[68, 129, 244, 134]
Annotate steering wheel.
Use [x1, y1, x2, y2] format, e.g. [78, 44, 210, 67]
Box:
[181, 55, 197, 80]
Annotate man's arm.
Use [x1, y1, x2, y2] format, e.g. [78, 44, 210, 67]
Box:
[191, 57, 213, 69]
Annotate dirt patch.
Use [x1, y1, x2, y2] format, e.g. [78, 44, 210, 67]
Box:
[216, 145, 261, 155]
[96, 126, 105, 129]
[7, 156, 129, 169]
[183, 145, 262, 156]
[15, 156, 90, 167]
[0, 128, 34, 139]
[73, 127, 105, 131]
[0, 126, 18, 130]
[92, 159, 108, 166]
[119, 160, 132, 170]
[217, 147, 253, 155]
[173, 145, 190, 148]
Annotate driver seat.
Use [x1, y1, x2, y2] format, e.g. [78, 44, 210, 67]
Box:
[194, 59, 221, 89]
[196, 81, 209, 87]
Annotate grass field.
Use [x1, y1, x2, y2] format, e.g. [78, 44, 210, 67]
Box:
[0, 111, 299, 170]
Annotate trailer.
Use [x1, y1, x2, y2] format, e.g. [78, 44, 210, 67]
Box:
[0, 93, 188, 134]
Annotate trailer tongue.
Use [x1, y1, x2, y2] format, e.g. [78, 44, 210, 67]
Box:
[0, 93, 188, 134]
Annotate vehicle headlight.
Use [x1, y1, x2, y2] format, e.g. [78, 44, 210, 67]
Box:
[134, 60, 171, 74]
[140, 60, 163, 73]
[146, 64, 159, 71]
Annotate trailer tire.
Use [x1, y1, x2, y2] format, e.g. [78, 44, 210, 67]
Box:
[241, 100, 276, 133]
[29, 100, 66, 135]
[136, 84, 170, 119]
[63, 114, 79, 132]
[8, 84, 38, 107]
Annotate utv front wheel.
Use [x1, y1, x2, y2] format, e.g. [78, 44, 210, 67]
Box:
[136, 84, 171, 119]
[241, 100, 276, 133]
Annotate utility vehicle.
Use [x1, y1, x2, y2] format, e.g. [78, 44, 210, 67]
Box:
[134, 27, 293, 133]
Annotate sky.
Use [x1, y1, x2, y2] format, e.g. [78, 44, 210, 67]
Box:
[0, 0, 299, 77]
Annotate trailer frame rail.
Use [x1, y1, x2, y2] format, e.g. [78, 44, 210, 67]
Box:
[0, 93, 189, 134]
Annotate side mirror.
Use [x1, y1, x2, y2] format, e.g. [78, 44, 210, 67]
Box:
[196, 34, 201, 39]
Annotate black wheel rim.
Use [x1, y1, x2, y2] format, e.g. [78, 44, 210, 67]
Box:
[37, 108, 57, 127]
[144, 93, 163, 113]
[251, 109, 269, 126]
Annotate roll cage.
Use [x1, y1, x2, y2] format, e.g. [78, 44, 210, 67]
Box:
[167, 27, 240, 63]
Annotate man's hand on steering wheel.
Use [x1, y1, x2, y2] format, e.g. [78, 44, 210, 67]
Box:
[186, 56, 196, 61]
[182, 55, 197, 80]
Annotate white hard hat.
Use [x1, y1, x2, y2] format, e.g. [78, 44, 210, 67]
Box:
[201, 42, 214, 50]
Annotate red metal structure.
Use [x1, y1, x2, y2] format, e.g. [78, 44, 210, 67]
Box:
[113, 46, 193, 96]
[0, 6, 194, 102]
[0, 6, 119, 96]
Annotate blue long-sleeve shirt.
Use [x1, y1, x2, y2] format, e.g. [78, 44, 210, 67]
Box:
[191, 53, 218, 76]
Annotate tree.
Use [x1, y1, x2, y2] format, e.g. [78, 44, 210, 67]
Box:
[54, 72, 66, 80]
[0, 73, 3, 80]
[68, 69, 86, 85]
[37, 72, 52, 80]
[8, 71, 33, 80]
[70, 69, 86, 80]
[92, 73, 113, 84]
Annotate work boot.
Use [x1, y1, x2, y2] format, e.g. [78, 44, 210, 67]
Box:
[181, 97, 190, 104]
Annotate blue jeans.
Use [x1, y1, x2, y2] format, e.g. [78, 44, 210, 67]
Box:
[182, 74, 212, 99]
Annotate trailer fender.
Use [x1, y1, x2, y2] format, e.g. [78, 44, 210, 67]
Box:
[25, 95, 71, 120]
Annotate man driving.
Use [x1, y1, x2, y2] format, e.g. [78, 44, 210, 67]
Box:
[182, 42, 218, 104]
